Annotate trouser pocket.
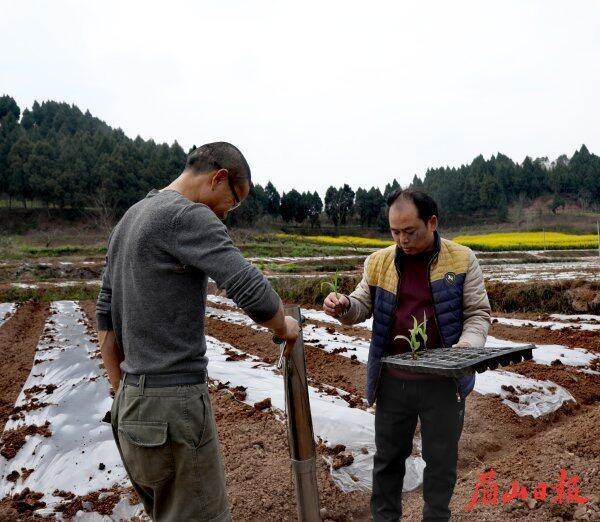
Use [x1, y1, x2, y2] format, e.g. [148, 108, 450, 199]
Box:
[118, 420, 175, 486]
[184, 388, 214, 449]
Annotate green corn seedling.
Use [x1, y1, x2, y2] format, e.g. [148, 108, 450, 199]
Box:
[394, 311, 428, 359]
[321, 271, 342, 299]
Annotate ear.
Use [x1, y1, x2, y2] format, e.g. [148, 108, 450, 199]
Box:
[428, 215, 438, 231]
[210, 168, 229, 190]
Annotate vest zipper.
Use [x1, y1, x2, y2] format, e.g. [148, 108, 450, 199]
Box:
[453, 378, 462, 403]
[426, 247, 444, 348]
[373, 256, 403, 402]
[427, 240, 461, 403]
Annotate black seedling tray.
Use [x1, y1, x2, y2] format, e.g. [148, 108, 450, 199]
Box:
[381, 344, 535, 378]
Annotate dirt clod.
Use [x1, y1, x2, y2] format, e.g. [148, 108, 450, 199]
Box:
[0, 488, 46, 517]
[332, 452, 355, 470]
[253, 398, 272, 411]
[0, 422, 52, 460]
[6, 470, 19, 482]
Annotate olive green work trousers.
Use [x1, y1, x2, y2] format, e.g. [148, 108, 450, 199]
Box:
[111, 378, 231, 521]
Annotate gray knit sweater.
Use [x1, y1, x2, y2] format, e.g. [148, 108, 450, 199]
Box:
[96, 189, 280, 375]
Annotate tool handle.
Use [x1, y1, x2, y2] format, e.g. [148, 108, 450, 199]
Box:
[272, 314, 306, 345]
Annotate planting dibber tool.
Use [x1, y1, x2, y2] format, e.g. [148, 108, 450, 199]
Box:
[273, 307, 321, 521]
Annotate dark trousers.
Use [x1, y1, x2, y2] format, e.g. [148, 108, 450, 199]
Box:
[371, 373, 465, 522]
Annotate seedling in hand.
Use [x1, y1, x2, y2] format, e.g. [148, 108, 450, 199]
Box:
[394, 311, 428, 359]
[321, 271, 342, 299]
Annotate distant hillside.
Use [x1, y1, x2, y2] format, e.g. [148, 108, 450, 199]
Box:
[438, 194, 599, 236]
[414, 147, 600, 226]
[0, 95, 186, 214]
[1, 95, 599, 231]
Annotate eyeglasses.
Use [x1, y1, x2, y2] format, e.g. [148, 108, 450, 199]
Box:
[211, 160, 241, 211]
[227, 175, 241, 211]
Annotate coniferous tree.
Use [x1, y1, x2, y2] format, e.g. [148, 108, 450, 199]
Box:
[264, 182, 281, 217]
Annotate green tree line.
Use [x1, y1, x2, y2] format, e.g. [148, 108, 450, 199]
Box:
[416, 149, 600, 224]
[1, 95, 599, 228]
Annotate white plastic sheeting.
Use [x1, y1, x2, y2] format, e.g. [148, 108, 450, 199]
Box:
[10, 281, 101, 289]
[0, 301, 144, 520]
[550, 313, 600, 323]
[474, 370, 575, 418]
[207, 295, 373, 329]
[493, 316, 600, 331]
[482, 260, 600, 283]
[486, 335, 597, 369]
[206, 304, 372, 364]
[205, 303, 580, 418]
[0, 302, 16, 327]
[204, 336, 424, 493]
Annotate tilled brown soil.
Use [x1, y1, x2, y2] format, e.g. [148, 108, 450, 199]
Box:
[507, 360, 600, 405]
[0, 301, 53, 521]
[490, 321, 600, 354]
[205, 317, 367, 397]
[79, 301, 372, 521]
[0, 422, 52, 460]
[0, 487, 53, 520]
[402, 403, 600, 521]
[203, 300, 600, 520]
[211, 385, 370, 521]
[0, 301, 50, 434]
[203, 311, 591, 479]
[2, 299, 598, 521]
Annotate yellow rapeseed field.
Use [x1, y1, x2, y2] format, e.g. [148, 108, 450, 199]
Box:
[452, 231, 599, 251]
[276, 231, 599, 251]
[275, 233, 393, 248]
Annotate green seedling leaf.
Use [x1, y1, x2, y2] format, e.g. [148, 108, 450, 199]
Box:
[395, 313, 430, 359]
[419, 311, 428, 348]
[321, 270, 341, 298]
[394, 335, 412, 345]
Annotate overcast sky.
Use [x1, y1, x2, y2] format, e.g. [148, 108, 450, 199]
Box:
[2, 0, 599, 195]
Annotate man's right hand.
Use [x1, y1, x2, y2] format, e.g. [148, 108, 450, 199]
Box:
[273, 316, 301, 343]
[323, 293, 350, 317]
[273, 316, 301, 357]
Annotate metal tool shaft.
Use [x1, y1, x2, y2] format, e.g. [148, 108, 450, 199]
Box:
[282, 305, 321, 521]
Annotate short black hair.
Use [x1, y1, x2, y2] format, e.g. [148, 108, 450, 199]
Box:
[387, 188, 438, 223]
[186, 142, 251, 186]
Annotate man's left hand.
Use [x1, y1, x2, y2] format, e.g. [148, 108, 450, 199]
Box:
[452, 341, 472, 348]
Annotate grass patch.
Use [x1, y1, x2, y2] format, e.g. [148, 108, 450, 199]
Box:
[19, 245, 106, 257]
[271, 275, 599, 314]
[486, 280, 600, 314]
[255, 262, 301, 273]
[453, 231, 599, 251]
[255, 262, 361, 274]
[239, 241, 373, 258]
[269, 275, 362, 305]
[0, 283, 101, 303]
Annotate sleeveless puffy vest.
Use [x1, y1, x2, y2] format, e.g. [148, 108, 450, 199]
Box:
[364, 232, 475, 404]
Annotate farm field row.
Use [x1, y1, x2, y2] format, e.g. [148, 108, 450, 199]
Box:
[0, 298, 598, 520]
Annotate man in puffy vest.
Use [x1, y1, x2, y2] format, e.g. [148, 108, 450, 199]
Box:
[323, 188, 491, 521]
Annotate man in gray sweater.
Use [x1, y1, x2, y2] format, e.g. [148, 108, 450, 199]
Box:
[96, 142, 299, 522]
